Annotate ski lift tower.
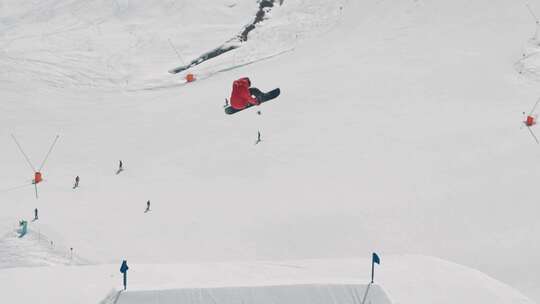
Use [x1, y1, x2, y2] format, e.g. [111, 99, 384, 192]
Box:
[11, 135, 59, 199]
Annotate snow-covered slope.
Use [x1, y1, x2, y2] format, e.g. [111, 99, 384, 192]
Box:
[0, 256, 533, 304]
[1, 0, 539, 302]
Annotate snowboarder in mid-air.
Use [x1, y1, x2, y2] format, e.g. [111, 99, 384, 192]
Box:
[230, 77, 262, 109]
[225, 77, 280, 114]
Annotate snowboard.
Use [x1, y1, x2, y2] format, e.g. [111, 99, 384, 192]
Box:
[225, 88, 280, 115]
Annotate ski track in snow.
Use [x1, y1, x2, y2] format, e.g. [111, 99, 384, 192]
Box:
[516, 39, 540, 81]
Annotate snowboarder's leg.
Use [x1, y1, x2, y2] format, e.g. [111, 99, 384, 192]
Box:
[249, 87, 264, 101]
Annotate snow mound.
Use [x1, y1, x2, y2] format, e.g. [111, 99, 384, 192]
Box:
[1, 256, 534, 304]
[380, 256, 534, 304]
[0, 222, 89, 268]
[111, 284, 389, 304]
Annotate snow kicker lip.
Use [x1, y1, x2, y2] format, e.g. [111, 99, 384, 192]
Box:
[168, 0, 282, 74]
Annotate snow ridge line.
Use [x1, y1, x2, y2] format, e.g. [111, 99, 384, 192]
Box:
[135, 48, 293, 92]
[99, 289, 123, 304]
[168, 0, 283, 74]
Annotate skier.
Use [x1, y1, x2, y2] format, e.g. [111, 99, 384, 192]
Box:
[117, 160, 123, 174]
[255, 131, 262, 145]
[73, 176, 80, 189]
[229, 77, 264, 110]
[145, 200, 150, 213]
[34, 208, 38, 220]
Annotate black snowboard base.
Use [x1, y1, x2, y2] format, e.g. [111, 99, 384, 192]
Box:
[225, 88, 280, 115]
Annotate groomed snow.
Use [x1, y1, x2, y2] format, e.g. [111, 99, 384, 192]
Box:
[1, 0, 540, 302]
[0, 256, 533, 304]
[111, 285, 390, 304]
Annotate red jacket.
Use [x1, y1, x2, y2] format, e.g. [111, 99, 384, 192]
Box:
[230, 77, 258, 110]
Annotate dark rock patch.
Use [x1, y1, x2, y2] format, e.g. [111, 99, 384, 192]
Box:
[169, 0, 283, 74]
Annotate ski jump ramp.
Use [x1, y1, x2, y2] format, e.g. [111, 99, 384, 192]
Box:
[108, 284, 390, 304]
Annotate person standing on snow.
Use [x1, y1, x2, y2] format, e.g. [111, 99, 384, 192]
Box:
[34, 208, 38, 220]
[229, 77, 264, 110]
[116, 160, 124, 175]
[255, 131, 262, 145]
[73, 176, 80, 189]
[145, 200, 150, 213]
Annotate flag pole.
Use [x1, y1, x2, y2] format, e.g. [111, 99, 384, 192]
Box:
[371, 252, 380, 284]
[371, 259, 374, 283]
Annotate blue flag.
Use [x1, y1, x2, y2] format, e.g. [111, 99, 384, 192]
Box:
[372, 253, 380, 265]
[120, 260, 129, 273]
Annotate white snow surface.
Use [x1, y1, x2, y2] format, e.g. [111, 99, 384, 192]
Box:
[0, 256, 533, 304]
[1, 0, 540, 302]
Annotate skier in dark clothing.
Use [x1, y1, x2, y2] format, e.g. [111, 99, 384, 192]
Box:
[73, 176, 80, 189]
[34, 208, 38, 220]
[145, 200, 150, 213]
[255, 131, 262, 145]
[117, 160, 124, 175]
